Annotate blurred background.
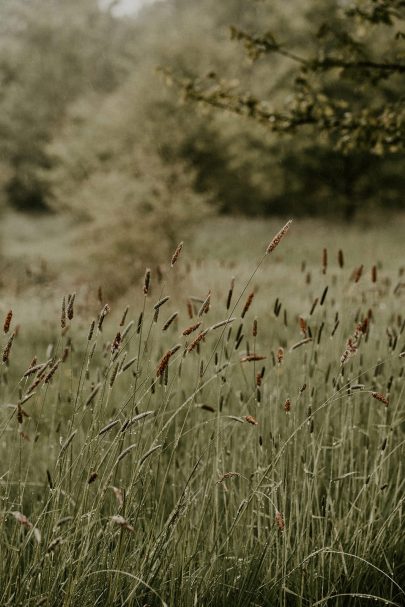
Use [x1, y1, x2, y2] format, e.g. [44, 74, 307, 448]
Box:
[0, 0, 404, 311]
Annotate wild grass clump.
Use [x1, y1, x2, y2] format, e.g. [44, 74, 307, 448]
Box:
[0, 222, 404, 607]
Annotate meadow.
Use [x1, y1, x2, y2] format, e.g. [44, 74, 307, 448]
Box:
[0, 215, 404, 606]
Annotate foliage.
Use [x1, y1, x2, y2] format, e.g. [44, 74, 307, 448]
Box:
[0, 0, 136, 210]
[167, 0, 405, 217]
[0, 0, 404, 223]
[172, 0, 405, 153]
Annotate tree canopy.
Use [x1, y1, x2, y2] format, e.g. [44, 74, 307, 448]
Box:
[0, 0, 403, 223]
[171, 0, 404, 155]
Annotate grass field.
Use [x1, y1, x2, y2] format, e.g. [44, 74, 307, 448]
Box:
[0, 214, 404, 606]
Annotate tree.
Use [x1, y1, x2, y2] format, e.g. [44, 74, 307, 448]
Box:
[171, 0, 404, 154]
[0, 0, 136, 210]
[166, 0, 405, 218]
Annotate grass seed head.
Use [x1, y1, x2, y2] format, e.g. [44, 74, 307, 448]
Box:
[277, 347, 284, 364]
[198, 291, 211, 316]
[3, 310, 13, 334]
[187, 329, 208, 353]
[162, 312, 178, 331]
[372, 392, 389, 406]
[88, 471, 98, 484]
[244, 415, 258, 425]
[2, 331, 15, 365]
[265, 219, 292, 255]
[253, 318, 258, 337]
[67, 293, 76, 320]
[240, 354, 266, 362]
[275, 511, 285, 531]
[97, 304, 111, 331]
[241, 292, 254, 318]
[171, 241, 184, 267]
[182, 321, 202, 336]
[143, 268, 151, 295]
[157, 349, 173, 377]
[119, 306, 129, 326]
[44, 359, 61, 384]
[111, 332, 121, 354]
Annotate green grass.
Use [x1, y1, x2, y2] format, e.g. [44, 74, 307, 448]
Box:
[0, 216, 404, 606]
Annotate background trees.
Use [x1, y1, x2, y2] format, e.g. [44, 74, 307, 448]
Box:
[0, 0, 403, 223]
[170, 0, 405, 219]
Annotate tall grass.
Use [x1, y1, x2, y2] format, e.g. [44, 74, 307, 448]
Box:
[0, 221, 404, 606]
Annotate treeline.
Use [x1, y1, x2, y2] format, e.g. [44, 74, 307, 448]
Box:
[0, 0, 403, 227]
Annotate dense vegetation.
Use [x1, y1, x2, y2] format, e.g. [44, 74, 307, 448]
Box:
[0, 220, 404, 606]
[0, 0, 403, 231]
[0, 3, 404, 604]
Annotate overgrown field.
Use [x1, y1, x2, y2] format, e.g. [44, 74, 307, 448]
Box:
[0, 218, 404, 606]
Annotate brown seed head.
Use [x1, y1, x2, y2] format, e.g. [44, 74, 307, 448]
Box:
[352, 264, 364, 283]
[240, 354, 266, 362]
[3, 310, 13, 334]
[290, 337, 312, 352]
[154, 296, 170, 311]
[372, 265, 377, 283]
[171, 241, 184, 267]
[182, 321, 202, 336]
[2, 331, 15, 365]
[187, 329, 208, 353]
[275, 511, 285, 531]
[143, 268, 151, 295]
[156, 350, 173, 377]
[119, 306, 129, 327]
[23, 359, 40, 378]
[26, 375, 43, 395]
[265, 219, 292, 255]
[253, 318, 258, 337]
[162, 312, 178, 331]
[217, 472, 240, 484]
[44, 359, 61, 384]
[241, 292, 254, 318]
[61, 297, 66, 329]
[244, 415, 258, 426]
[372, 392, 389, 406]
[17, 403, 24, 425]
[67, 293, 75, 321]
[111, 332, 122, 354]
[98, 304, 111, 331]
[226, 277, 235, 310]
[299, 316, 307, 336]
[198, 291, 211, 316]
[88, 471, 98, 484]
[88, 320, 96, 341]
